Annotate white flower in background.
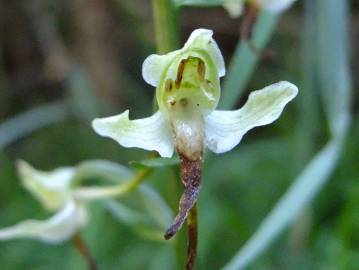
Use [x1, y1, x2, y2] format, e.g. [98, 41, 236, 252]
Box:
[223, 0, 245, 18]
[0, 161, 124, 243]
[92, 28, 298, 238]
[93, 28, 298, 161]
[224, 0, 297, 18]
[252, 0, 297, 13]
[0, 161, 86, 243]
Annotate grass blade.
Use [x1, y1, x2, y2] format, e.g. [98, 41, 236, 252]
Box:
[222, 0, 351, 269]
[219, 12, 278, 109]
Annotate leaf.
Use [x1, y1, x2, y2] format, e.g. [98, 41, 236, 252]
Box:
[222, 0, 351, 269]
[0, 100, 68, 149]
[222, 140, 343, 270]
[173, 0, 226, 7]
[219, 12, 278, 110]
[105, 184, 173, 242]
[129, 157, 180, 169]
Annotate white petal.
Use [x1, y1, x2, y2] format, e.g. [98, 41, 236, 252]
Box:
[17, 160, 74, 211]
[142, 51, 179, 87]
[183, 29, 225, 77]
[253, 0, 297, 14]
[0, 201, 87, 244]
[223, 1, 245, 18]
[205, 81, 298, 153]
[92, 110, 174, 158]
[142, 28, 225, 87]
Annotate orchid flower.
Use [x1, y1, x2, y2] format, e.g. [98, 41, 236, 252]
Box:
[92, 28, 298, 239]
[0, 160, 155, 243]
[224, 0, 297, 18]
[0, 161, 86, 243]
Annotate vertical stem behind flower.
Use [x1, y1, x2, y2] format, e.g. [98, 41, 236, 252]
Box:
[152, 0, 179, 54]
[186, 203, 198, 270]
[72, 234, 98, 270]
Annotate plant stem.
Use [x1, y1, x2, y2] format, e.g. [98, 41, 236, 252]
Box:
[72, 234, 98, 270]
[73, 168, 153, 201]
[152, 0, 179, 53]
[115, 168, 153, 195]
[186, 204, 198, 270]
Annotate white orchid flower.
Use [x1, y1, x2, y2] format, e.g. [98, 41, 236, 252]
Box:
[252, 0, 297, 13]
[92, 28, 298, 238]
[0, 161, 86, 243]
[223, 0, 246, 18]
[224, 0, 297, 18]
[0, 160, 131, 243]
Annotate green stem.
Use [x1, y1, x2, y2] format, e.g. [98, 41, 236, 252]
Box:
[152, 0, 179, 53]
[73, 168, 153, 201]
[115, 169, 153, 195]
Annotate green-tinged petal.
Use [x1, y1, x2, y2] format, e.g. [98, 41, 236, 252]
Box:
[205, 81, 298, 153]
[17, 160, 74, 211]
[183, 29, 225, 77]
[142, 28, 225, 88]
[0, 201, 87, 244]
[92, 110, 174, 158]
[252, 0, 297, 13]
[142, 51, 178, 87]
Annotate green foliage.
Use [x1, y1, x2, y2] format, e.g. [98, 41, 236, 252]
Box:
[129, 157, 180, 169]
[174, 0, 226, 7]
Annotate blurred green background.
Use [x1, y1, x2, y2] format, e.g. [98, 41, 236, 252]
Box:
[0, 0, 358, 269]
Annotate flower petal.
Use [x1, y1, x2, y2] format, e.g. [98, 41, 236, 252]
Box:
[223, 0, 245, 18]
[253, 0, 297, 14]
[17, 160, 74, 211]
[0, 201, 87, 244]
[205, 81, 298, 153]
[142, 28, 225, 87]
[92, 110, 174, 158]
[142, 51, 178, 87]
[183, 29, 225, 77]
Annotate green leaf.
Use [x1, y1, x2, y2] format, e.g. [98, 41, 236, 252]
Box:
[222, 1, 352, 269]
[105, 183, 173, 242]
[173, 0, 226, 7]
[219, 12, 278, 110]
[129, 157, 179, 169]
[222, 140, 343, 270]
[0, 100, 68, 149]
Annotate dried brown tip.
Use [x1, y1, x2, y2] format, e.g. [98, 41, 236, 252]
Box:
[164, 182, 200, 239]
[164, 154, 202, 240]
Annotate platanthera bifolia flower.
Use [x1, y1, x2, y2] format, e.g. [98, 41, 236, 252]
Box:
[0, 160, 129, 243]
[0, 161, 86, 243]
[224, 0, 297, 18]
[92, 29, 298, 239]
